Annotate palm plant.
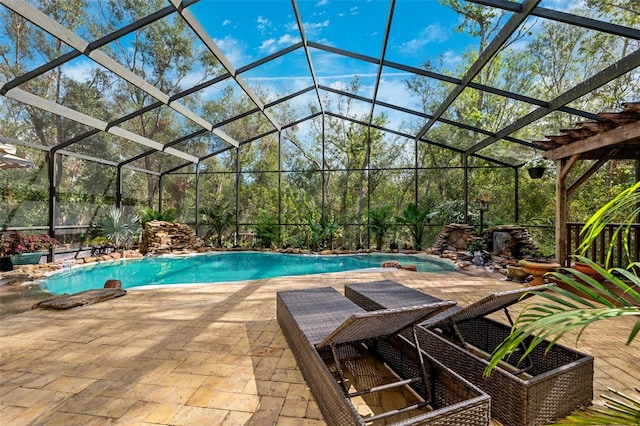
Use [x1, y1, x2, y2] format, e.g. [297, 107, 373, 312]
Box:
[140, 207, 176, 225]
[395, 203, 430, 250]
[98, 206, 141, 258]
[579, 181, 640, 267]
[487, 182, 640, 425]
[368, 205, 393, 250]
[308, 217, 341, 251]
[200, 204, 234, 247]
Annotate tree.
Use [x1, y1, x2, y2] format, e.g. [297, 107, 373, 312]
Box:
[94, 0, 221, 208]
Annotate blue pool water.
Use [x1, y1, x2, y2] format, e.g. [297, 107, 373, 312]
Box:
[43, 252, 455, 294]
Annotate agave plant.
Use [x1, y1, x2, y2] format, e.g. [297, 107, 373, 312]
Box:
[98, 206, 141, 258]
[486, 182, 640, 425]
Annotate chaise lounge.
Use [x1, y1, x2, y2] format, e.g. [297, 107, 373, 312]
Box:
[344, 280, 594, 426]
[276, 286, 492, 425]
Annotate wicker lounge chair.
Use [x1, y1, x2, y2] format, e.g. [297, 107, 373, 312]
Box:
[345, 280, 594, 426]
[277, 287, 491, 425]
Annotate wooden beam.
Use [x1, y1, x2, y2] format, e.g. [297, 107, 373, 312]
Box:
[558, 154, 580, 181]
[546, 120, 640, 160]
[568, 150, 618, 196]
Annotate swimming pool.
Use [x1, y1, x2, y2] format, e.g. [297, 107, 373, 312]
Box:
[43, 251, 455, 294]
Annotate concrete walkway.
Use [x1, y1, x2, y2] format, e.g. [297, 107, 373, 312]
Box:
[1, 269, 638, 425]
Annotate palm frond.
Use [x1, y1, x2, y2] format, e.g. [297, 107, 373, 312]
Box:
[555, 388, 640, 425]
[485, 257, 640, 374]
[579, 182, 640, 265]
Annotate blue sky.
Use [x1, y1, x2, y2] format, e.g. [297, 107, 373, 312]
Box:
[180, 0, 486, 127]
[3, 0, 598, 164]
[193, 0, 476, 74]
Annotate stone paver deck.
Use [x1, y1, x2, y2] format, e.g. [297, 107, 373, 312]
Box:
[1, 269, 638, 425]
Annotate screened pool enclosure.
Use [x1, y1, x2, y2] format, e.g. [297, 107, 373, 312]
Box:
[0, 0, 639, 254]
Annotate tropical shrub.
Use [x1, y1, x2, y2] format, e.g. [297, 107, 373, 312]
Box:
[253, 213, 280, 248]
[0, 231, 58, 255]
[395, 203, 431, 250]
[200, 204, 235, 247]
[309, 217, 341, 251]
[140, 208, 176, 225]
[368, 205, 393, 250]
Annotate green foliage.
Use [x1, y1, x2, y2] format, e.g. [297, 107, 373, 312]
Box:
[487, 257, 639, 373]
[468, 239, 485, 253]
[368, 206, 393, 250]
[199, 204, 235, 248]
[309, 218, 341, 251]
[253, 213, 280, 249]
[97, 207, 141, 255]
[555, 388, 640, 425]
[86, 236, 109, 247]
[579, 181, 640, 266]
[525, 155, 552, 169]
[395, 203, 431, 250]
[140, 208, 177, 225]
[429, 200, 468, 225]
[0, 232, 58, 256]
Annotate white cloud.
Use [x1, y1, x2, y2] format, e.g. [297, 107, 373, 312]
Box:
[222, 19, 231, 26]
[441, 49, 463, 66]
[61, 59, 96, 82]
[542, 0, 587, 12]
[302, 19, 329, 35]
[286, 20, 298, 32]
[316, 0, 328, 5]
[398, 24, 449, 55]
[213, 35, 248, 68]
[257, 16, 272, 34]
[258, 33, 299, 54]
[278, 33, 298, 45]
[303, 19, 330, 37]
[244, 75, 316, 103]
[259, 38, 276, 52]
[350, 6, 358, 15]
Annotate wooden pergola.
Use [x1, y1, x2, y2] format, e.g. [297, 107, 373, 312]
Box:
[536, 102, 640, 265]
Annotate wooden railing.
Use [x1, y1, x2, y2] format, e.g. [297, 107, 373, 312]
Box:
[566, 222, 640, 268]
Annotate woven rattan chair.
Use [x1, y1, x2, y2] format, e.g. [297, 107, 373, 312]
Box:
[345, 280, 594, 426]
[277, 287, 491, 425]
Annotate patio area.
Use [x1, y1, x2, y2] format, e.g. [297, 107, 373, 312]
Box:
[1, 269, 638, 425]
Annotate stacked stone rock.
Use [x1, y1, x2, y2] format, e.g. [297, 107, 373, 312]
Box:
[482, 225, 536, 257]
[428, 224, 476, 256]
[140, 221, 197, 255]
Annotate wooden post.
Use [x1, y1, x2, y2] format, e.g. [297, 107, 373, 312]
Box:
[555, 158, 568, 266]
